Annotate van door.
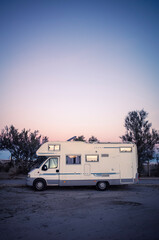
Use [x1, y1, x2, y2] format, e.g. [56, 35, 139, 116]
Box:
[40, 157, 60, 185]
[84, 164, 91, 176]
[120, 153, 134, 183]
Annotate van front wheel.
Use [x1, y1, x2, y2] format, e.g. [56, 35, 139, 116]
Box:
[33, 179, 46, 191]
[96, 181, 108, 191]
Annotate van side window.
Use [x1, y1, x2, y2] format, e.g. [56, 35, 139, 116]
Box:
[66, 155, 81, 164]
[120, 147, 132, 152]
[85, 155, 99, 162]
[45, 158, 58, 169]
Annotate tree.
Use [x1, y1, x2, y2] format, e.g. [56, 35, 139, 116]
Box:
[73, 135, 86, 142]
[120, 110, 159, 175]
[0, 125, 48, 172]
[88, 136, 99, 143]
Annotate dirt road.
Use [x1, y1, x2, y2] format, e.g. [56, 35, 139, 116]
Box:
[0, 182, 159, 240]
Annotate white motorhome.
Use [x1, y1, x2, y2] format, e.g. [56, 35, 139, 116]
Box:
[26, 141, 138, 191]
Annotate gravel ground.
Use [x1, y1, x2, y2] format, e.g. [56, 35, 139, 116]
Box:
[0, 179, 159, 240]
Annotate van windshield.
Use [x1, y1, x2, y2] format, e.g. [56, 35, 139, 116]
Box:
[35, 156, 48, 168]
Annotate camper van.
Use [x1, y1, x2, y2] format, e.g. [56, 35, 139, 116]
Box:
[26, 141, 138, 191]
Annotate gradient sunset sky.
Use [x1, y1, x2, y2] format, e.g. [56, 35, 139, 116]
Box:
[0, 0, 159, 142]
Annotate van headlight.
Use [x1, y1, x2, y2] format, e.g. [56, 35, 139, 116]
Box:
[27, 174, 30, 178]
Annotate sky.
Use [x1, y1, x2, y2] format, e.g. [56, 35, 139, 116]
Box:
[0, 0, 159, 142]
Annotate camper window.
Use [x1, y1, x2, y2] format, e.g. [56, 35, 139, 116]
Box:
[66, 155, 81, 164]
[48, 144, 60, 151]
[120, 147, 132, 152]
[85, 155, 99, 162]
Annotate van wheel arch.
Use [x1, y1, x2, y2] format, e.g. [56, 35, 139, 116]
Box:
[96, 181, 109, 191]
[33, 178, 47, 191]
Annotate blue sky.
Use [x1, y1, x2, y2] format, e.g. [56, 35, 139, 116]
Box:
[0, 0, 159, 141]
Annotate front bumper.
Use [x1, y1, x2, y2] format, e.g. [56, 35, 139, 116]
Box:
[26, 177, 35, 186]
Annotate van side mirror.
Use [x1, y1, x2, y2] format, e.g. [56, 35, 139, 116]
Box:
[42, 165, 47, 171]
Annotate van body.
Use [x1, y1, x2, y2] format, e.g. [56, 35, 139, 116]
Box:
[26, 141, 138, 191]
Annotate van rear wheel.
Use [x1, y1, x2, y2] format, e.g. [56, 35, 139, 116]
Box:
[34, 179, 46, 191]
[96, 181, 108, 191]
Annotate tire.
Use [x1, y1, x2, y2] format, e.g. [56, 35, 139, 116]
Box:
[96, 181, 108, 191]
[33, 179, 46, 191]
